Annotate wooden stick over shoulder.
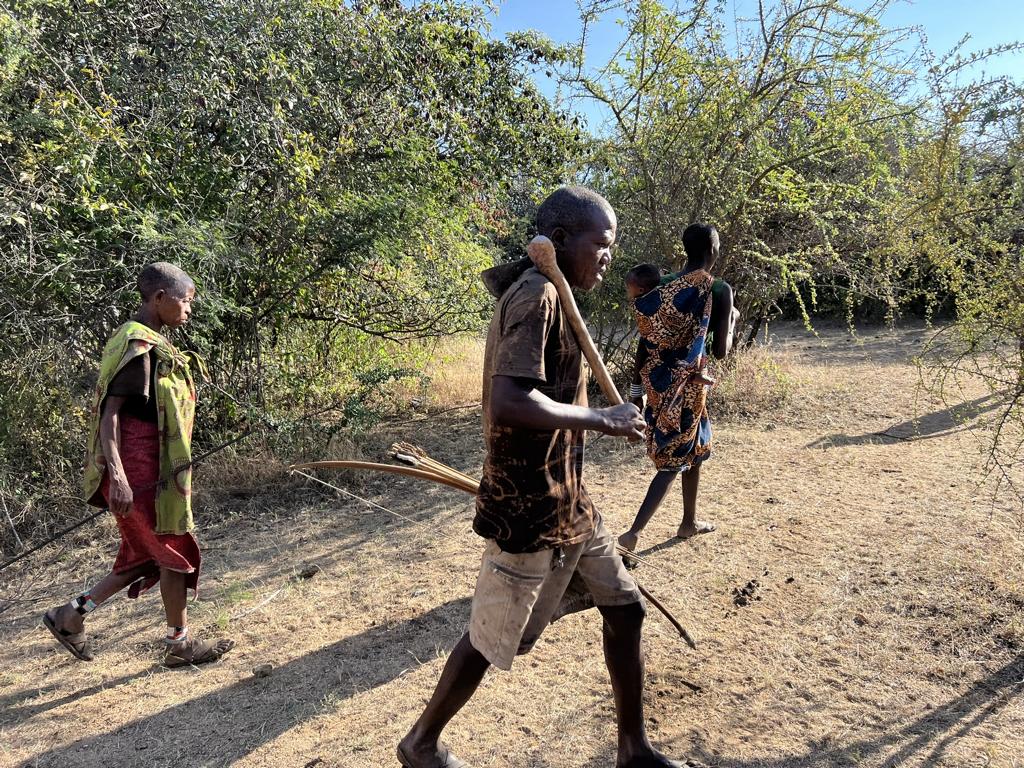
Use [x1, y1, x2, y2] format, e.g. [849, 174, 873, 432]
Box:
[527, 235, 623, 406]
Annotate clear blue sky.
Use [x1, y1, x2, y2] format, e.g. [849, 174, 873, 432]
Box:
[484, 0, 1024, 127]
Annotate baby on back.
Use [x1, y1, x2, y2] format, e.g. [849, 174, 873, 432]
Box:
[624, 263, 663, 301]
[625, 263, 714, 386]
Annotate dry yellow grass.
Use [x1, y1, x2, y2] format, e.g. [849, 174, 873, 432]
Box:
[419, 335, 487, 410]
[710, 343, 797, 420]
[1, 322, 1021, 768]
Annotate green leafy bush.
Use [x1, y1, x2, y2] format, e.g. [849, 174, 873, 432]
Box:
[0, 0, 581, 547]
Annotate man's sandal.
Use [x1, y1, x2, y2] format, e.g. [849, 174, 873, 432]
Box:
[396, 743, 468, 768]
[162, 637, 235, 668]
[42, 609, 94, 661]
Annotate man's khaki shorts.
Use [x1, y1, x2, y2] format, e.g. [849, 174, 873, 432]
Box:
[468, 518, 643, 670]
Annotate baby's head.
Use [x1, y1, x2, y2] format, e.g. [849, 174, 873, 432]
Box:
[625, 263, 662, 300]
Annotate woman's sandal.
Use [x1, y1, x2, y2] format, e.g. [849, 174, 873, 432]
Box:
[162, 637, 235, 668]
[42, 609, 94, 662]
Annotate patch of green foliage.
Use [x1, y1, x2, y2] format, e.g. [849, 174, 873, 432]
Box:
[566, 0, 1022, 360]
[1, 0, 1021, 545]
[563, 1, 1021, 496]
[0, 0, 583, 545]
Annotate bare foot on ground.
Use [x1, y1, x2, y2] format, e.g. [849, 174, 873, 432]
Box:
[676, 520, 716, 539]
[397, 736, 468, 767]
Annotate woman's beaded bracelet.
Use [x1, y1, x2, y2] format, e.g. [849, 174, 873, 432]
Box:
[629, 382, 644, 399]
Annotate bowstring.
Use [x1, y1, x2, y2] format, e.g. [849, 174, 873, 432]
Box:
[289, 468, 475, 553]
[289, 468, 688, 583]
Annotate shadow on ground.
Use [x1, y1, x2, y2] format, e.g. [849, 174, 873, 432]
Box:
[775, 324, 933, 369]
[805, 392, 1009, 449]
[659, 652, 1024, 768]
[1, 668, 156, 723]
[634, 535, 690, 562]
[22, 597, 470, 768]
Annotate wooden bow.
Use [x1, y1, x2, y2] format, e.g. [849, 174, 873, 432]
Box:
[291, 443, 697, 649]
[289, 460, 477, 494]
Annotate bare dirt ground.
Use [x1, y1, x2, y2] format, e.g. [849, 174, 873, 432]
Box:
[1, 322, 1022, 768]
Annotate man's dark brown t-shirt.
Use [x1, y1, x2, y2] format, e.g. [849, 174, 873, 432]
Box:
[473, 267, 597, 553]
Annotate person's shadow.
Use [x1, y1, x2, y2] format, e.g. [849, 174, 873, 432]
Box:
[806, 391, 1009, 449]
[632, 535, 691, 562]
[22, 597, 470, 768]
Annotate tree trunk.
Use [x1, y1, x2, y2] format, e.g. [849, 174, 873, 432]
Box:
[742, 314, 767, 348]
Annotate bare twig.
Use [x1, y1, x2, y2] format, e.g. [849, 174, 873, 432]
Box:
[231, 587, 286, 620]
[1, 494, 24, 550]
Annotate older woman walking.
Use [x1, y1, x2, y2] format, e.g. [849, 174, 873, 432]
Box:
[619, 223, 738, 555]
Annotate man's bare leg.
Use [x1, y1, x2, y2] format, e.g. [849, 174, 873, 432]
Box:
[619, 471, 678, 553]
[159, 567, 188, 628]
[398, 632, 490, 766]
[676, 464, 714, 539]
[601, 602, 686, 767]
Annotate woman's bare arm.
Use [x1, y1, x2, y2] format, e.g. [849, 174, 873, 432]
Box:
[709, 280, 736, 359]
[99, 396, 133, 516]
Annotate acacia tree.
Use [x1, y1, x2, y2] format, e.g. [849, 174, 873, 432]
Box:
[564, 0, 1022, 505]
[910, 56, 1024, 507]
[565, 0, 936, 360]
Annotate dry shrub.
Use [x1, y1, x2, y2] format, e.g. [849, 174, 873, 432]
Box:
[193, 449, 293, 494]
[710, 343, 795, 420]
[398, 335, 485, 410]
